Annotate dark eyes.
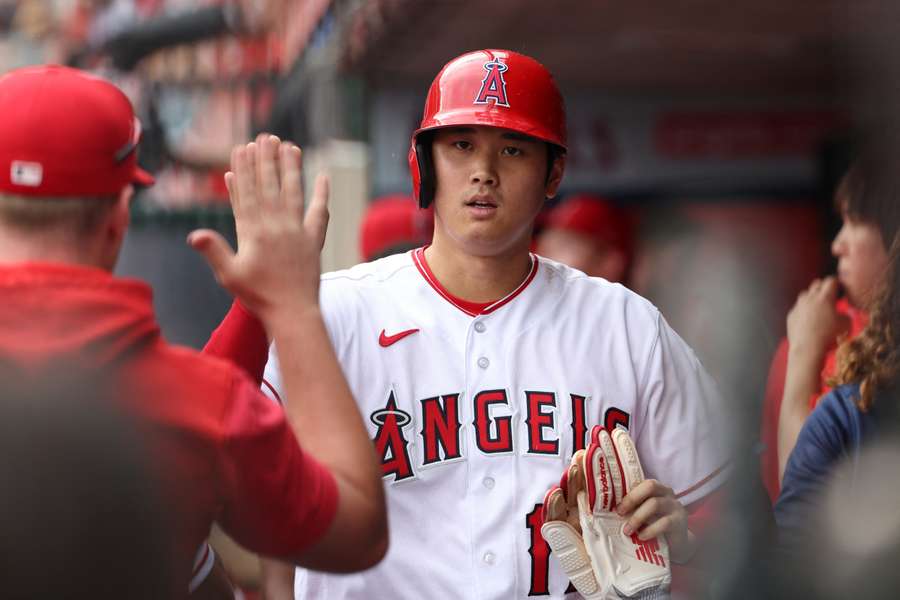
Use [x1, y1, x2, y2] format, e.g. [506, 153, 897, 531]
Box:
[451, 141, 523, 156]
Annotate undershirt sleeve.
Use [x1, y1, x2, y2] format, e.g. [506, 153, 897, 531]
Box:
[203, 300, 269, 386]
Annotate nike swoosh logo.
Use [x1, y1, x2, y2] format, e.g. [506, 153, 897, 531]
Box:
[379, 328, 420, 347]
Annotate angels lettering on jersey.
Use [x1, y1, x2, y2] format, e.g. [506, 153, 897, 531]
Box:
[372, 388, 631, 482]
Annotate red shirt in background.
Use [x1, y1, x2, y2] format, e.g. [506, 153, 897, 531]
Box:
[758, 297, 867, 504]
[0, 263, 337, 597]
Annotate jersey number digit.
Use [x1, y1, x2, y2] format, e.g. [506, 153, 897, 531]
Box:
[526, 504, 576, 596]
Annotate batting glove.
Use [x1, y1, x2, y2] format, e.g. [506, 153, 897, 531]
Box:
[541, 426, 671, 600]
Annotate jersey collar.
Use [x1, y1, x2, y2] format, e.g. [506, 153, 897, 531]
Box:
[412, 246, 539, 317]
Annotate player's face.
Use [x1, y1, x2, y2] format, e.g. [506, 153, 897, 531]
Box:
[430, 126, 563, 256]
[832, 213, 888, 308]
[537, 228, 627, 282]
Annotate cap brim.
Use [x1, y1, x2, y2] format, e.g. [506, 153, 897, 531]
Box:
[132, 167, 155, 188]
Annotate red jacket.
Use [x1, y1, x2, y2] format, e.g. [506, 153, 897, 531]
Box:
[0, 263, 337, 596]
[758, 297, 867, 503]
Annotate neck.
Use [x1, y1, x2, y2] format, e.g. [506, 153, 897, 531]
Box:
[424, 234, 533, 303]
[0, 229, 110, 271]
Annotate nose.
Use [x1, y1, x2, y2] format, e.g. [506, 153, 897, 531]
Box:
[470, 152, 498, 187]
[832, 223, 847, 257]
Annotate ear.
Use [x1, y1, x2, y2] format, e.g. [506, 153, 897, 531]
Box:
[103, 185, 133, 251]
[112, 185, 133, 237]
[544, 154, 566, 199]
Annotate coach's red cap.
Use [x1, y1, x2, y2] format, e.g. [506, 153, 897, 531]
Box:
[0, 65, 154, 197]
[359, 195, 433, 261]
[546, 194, 635, 260]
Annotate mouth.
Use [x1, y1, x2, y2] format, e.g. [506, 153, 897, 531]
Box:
[466, 196, 498, 209]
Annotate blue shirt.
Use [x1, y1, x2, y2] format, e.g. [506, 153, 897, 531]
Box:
[775, 383, 879, 538]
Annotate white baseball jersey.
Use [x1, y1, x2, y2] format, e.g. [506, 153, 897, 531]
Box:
[264, 248, 728, 599]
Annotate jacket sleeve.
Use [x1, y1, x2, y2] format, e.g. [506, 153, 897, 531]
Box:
[214, 370, 338, 558]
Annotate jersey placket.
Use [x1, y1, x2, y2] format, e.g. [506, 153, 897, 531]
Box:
[464, 312, 517, 598]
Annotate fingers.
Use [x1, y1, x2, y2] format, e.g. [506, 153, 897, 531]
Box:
[233, 143, 259, 215]
[615, 478, 672, 518]
[623, 495, 666, 537]
[187, 229, 236, 288]
[804, 276, 838, 301]
[565, 459, 584, 503]
[541, 519, 600, 598]
[610, 428, 645, 493]
[635, 513, 679, 541]
[257, 134, 281, 207]
[280, 143, 303, 214]
[305, 174, 330, 251]
[224, 171, 239, 214]
[596, 427, 624, 504]
[543, 487, 567, 522]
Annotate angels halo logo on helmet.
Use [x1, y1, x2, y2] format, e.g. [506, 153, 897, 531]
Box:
[474, 59, 510, 107]
[408, 49, 568, 208]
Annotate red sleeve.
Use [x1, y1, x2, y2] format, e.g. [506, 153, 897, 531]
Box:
[215, 372, 338, 558]
[759, 337, 788, 504]
[203, 300, 269, 385]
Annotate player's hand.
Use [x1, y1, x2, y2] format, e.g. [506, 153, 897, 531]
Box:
[188, 133, 330, 323]
[786, 276, 850, 362]
[615, 478, 695, 564]
[541, 426, 671, 599]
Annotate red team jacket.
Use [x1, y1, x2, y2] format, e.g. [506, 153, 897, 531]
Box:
[758, 297, 867, 503]
[0, 263, 337, 596]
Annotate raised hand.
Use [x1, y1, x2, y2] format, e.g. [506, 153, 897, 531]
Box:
[188, 134, 330, 325]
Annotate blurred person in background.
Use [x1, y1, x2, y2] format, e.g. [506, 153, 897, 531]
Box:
[775, 231, 900, 582]
[779, 439, 900, 600]
[0, 370, 174, 599]
[359, 194, 433, 262]
[759, 153, 900, 503]
[0, 65, 386, 598]
[535, 193, 635, 284]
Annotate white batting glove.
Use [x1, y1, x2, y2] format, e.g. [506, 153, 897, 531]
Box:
[541, 426, 671, 600]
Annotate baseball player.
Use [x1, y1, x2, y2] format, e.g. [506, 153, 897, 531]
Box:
[359, 194, 434, 261]
[0, 65, 386, 597]
[536, 194, 635, 284]
[216, 49, 728, 598]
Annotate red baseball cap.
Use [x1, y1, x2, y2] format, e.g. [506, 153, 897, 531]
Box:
[359, 195, 433, 261]
[546, 194, 635, 261]
[0, 65, 154, 197]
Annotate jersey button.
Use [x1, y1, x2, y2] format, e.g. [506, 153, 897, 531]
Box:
[474, 321, 486, 333]
[477, 357, 490, 369]
[483, 477, 495, 489]
[483, 552, 495, 565]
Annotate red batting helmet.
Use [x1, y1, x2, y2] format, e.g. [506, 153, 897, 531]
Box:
[408, 49, 567, 208]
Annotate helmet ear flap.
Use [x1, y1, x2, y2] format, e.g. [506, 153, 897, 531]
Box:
[414, 133, 436, 209]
